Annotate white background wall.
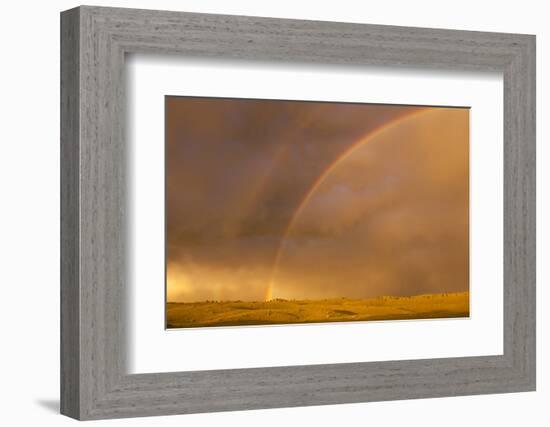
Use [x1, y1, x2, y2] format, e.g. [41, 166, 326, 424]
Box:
[0, 0, 546, 425]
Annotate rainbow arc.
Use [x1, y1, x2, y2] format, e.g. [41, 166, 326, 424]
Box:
[264, 108, 435, 301]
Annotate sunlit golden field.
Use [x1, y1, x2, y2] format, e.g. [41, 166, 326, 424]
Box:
[166, 291, 469, 329]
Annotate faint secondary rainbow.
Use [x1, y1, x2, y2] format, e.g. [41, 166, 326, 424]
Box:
[264, 108, 435, 301]
[234, 105, 330, 230]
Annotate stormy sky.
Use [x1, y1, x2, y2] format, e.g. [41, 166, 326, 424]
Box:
[166, 96, 469, 302]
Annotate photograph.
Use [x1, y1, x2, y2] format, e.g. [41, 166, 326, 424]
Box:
[165, 97, 470, 328]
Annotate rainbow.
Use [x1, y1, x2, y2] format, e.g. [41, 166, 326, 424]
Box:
[264, 108, 435, 301]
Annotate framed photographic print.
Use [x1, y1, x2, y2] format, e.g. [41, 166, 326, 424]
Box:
[61, 5, 536, 420]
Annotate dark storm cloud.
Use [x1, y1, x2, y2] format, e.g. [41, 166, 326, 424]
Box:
[165, 96, 467, 302]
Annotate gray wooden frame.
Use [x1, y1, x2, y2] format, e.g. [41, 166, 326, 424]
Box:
[60, 5, 536, 420]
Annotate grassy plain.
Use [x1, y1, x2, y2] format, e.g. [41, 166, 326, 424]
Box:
[166, 291, 469, 329]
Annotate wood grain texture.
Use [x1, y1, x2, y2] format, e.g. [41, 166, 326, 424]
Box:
[60, 5, 536, 420]
[60, 7, 80, 419]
